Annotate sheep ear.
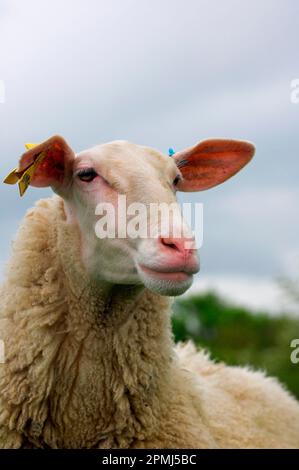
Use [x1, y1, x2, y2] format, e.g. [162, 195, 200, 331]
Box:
[4, 135, 75, 196]
[174, 139, 255, 192]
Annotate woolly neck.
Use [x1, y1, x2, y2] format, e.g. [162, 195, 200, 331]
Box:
[3, 196, 176, 447]
[56, 199, 146, 329]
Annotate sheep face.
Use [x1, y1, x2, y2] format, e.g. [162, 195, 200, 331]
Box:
[67, 140, 199, 296]
[13, 136, 254, 296]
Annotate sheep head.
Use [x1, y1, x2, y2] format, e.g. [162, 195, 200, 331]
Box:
[6, 135, 254, 296]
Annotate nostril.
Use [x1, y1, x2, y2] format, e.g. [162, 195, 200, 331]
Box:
[160, 237, 188, 254]
[161, 237, 178, 251]
[160, 237, 196, 256]
[159, 236, 198, 271]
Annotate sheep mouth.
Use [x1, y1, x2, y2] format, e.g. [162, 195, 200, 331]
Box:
[138, 264, 193, 282]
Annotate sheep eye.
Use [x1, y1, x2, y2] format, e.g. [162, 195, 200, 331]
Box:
[173, 175, 181, 186]
[77, 168, 98, 182]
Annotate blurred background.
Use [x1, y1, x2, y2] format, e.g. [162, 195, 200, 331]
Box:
[0, 0, 298, 396]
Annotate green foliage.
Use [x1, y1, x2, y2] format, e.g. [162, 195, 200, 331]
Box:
[172, 292, 299, 399]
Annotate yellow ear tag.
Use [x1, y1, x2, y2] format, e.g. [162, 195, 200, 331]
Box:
[3, 143, 45, 196]
[18, 151, 46, 196]
[25, 143, 39, 150]
[3, 168, 20, 185]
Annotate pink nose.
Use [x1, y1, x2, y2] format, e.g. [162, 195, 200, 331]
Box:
[160, 237, 196, 260]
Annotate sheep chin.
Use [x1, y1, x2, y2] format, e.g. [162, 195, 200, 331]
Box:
[140, 271, 194, 297]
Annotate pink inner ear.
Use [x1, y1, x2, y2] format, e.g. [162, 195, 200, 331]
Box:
[18, 136, 75, 189]
[29, 145, 66, 187]
[174, 139, 255, 192]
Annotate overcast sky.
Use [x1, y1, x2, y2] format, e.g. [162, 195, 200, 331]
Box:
[0, 0, 298, 309]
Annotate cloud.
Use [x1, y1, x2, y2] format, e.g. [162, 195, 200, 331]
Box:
[178, 187, 299, 279]
[215, 187, 299, 221]
[185, 275, 299, 316]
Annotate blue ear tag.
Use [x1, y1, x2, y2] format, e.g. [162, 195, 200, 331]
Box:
[168, 147, 175, 157]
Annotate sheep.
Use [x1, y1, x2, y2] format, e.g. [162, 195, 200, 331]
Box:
[0, 135, 298, 449]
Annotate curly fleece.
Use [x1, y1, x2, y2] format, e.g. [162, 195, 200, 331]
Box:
[0, 197, 298, 448]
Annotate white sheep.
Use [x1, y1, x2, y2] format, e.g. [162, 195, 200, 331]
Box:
[0, 135, 298, 448]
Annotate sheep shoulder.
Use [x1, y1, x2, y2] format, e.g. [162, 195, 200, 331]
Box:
[175, 341, 299, 448]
